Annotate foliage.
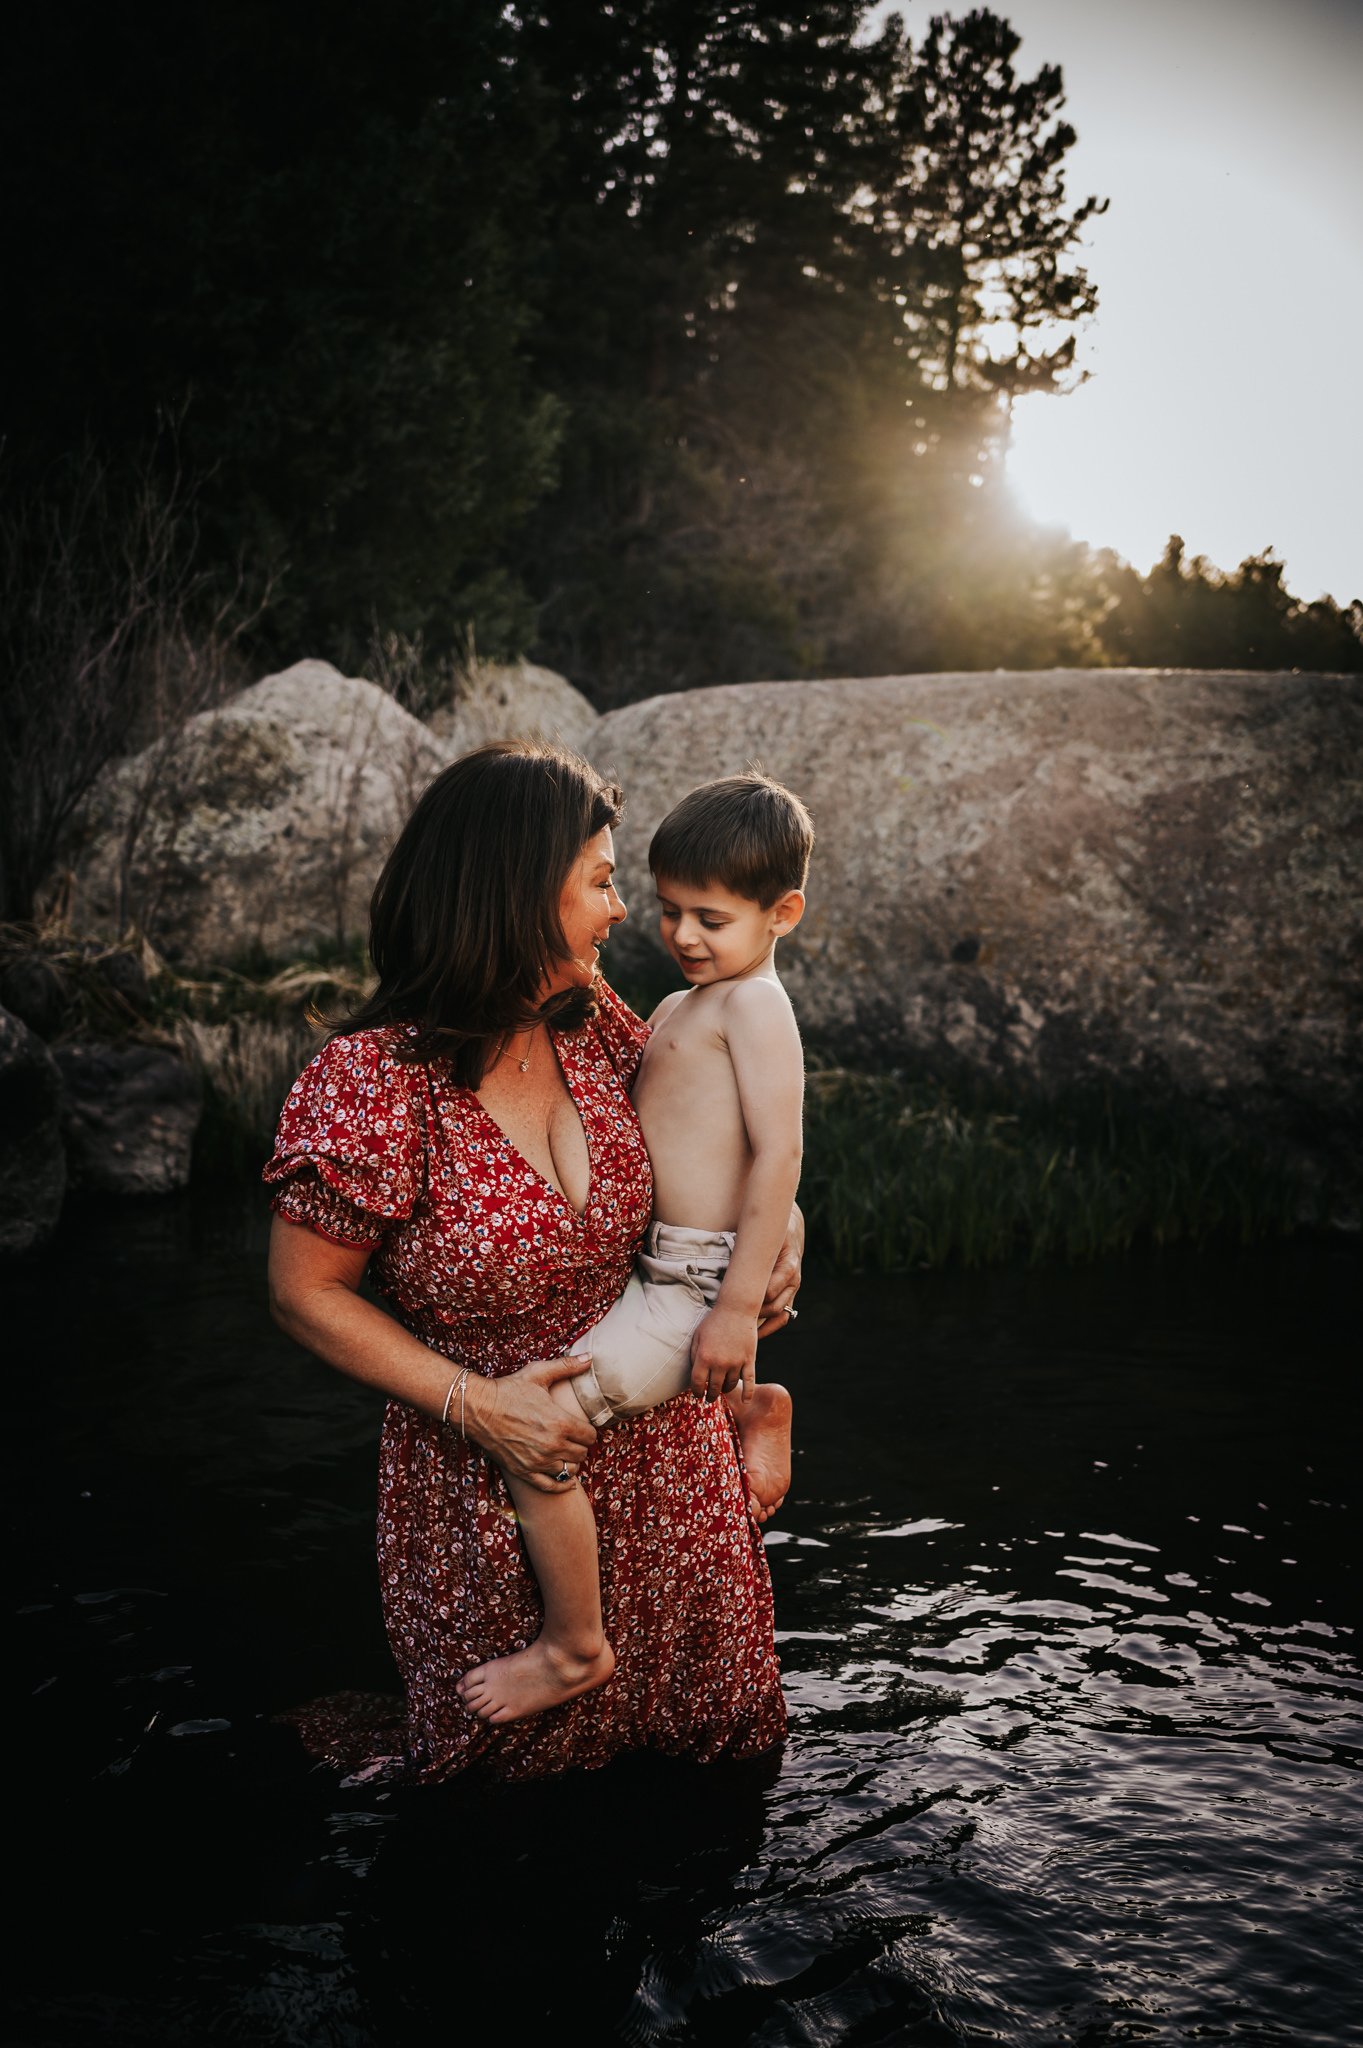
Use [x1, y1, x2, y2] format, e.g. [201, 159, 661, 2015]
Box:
[4, 3, 1354, 703]
[866, 12, 1105, 401]
[0, 437, 260, 925]
[802, 1068, 1317, 1271]
[1092, 537, 1363, 672]
[518, 3, 1110, 698]
[5, 1, 559, 665]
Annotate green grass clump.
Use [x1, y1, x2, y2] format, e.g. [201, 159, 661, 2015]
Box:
[801, 1068, 1316, 1271]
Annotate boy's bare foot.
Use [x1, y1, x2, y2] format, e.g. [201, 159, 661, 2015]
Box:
[731, 1382, 793, 1523]
[456, 1637, 615, 1726]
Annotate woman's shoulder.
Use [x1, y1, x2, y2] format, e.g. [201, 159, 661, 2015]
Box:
[282, 1024, 428, 1113]
[267, 1023, 429, 1229]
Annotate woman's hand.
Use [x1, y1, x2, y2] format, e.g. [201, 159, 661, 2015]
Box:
[466, 1356, 599, 1492]
[269, 1219, 599, 1491]
[756, 1202, 804, 1339]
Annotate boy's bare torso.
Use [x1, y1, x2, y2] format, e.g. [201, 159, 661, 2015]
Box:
[632, 978, 795, 1229]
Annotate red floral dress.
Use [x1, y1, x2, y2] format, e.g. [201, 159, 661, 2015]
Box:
[264, 982, 786, 1782]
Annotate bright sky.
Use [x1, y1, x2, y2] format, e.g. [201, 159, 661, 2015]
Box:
[876, 0, 1363, 603]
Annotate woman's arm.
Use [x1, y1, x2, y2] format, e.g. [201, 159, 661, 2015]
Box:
[268, 1215, 598, 1490]
[757, 1201, 804, 1336]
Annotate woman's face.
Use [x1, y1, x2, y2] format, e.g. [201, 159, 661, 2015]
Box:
[542, 825, 627, 995]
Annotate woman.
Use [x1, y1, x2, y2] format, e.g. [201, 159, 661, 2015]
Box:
[265, 740, 798, 1782]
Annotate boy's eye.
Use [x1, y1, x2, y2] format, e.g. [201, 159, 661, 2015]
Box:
[701, 919, 724, 930]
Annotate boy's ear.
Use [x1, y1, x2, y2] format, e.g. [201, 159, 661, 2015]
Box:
[770, 888, 805, 937]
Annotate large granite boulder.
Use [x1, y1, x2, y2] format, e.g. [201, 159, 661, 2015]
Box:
[428, 659, 598, 756]
[0, 1005, 67, 1255]
[58, 661, 450, 968]
[54, 1041, 203, 1195]
[590, 670, 1363, 1161]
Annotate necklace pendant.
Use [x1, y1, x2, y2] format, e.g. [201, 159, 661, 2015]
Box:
[518, 1056, 531, 1072]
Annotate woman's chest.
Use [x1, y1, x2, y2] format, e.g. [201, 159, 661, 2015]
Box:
[473, 1072, 593, 1218]
[375, 1043, 653, 1319]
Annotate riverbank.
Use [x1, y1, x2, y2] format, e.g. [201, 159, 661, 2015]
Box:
[2, 929, 1336, 1270]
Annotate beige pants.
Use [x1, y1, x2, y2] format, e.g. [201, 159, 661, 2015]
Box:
[570, 1222, 734, 1427]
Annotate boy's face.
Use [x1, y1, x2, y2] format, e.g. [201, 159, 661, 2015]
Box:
[653, 874, 803, 987]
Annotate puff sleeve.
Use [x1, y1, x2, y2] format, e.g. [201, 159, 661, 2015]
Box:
[263, 1030, 426, 1249]
[590, 978, 652, 1090]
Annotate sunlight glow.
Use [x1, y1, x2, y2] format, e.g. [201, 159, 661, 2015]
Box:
[1001, 134, 1361, 601]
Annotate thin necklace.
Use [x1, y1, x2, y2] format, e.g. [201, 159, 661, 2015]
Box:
[500, 1026, 539, 1073]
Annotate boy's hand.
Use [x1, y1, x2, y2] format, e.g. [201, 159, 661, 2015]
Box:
[689, 1305, 758, 1403]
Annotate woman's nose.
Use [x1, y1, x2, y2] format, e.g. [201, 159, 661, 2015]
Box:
[609, 884, 627, 924]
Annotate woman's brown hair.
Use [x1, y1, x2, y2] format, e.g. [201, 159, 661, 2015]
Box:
[342, 739, 623, 1088]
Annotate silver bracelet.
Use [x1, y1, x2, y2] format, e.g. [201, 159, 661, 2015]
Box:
[441, 1366, 471, 1433]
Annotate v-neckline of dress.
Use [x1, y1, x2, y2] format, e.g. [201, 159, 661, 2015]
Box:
[461, 1027, 595, 1223]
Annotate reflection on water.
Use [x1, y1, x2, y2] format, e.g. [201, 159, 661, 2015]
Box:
[9, 1195, 1360, 2045]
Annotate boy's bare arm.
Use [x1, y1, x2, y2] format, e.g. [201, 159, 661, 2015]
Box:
[689, 980, 804, 1400]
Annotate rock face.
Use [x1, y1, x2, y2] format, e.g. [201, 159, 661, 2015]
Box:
[60, 661, 450, 968]
[0, 1005, 67, 1255]
[428, 659, 598, 756]
[589, 670, 1363, 1159]
[58, 658, 601, 969]
[54, 1041, 203, 1195]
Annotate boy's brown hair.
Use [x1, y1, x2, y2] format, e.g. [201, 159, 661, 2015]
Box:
[648, 770, 813, 908]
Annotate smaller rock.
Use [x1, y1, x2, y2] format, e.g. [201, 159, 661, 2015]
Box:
[0, 949, 69, 1041]
[428, 660, 598, 756]
[55, 1041, 203, 1196]
[55, 660, 451, 968]
[0, 1004, 67, 1254]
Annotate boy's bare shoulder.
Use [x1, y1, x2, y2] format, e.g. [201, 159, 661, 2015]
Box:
[719, 973, 796, 1011]
[715, 974, 800, 1034]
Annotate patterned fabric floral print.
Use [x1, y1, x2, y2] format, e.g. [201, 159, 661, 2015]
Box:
[264, 981, 787, 1782]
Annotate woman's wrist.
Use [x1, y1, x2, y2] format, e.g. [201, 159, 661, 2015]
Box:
[439, 1366, 474, 1436]
[457, 1367, 500, 1452]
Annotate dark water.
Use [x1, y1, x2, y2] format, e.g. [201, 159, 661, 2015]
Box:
[8, 1197, 1360, 2046]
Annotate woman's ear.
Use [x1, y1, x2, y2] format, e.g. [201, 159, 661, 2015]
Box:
[770, 889, 806, 937]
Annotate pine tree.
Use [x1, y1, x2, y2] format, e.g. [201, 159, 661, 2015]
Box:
[517, 4, 1108, 695]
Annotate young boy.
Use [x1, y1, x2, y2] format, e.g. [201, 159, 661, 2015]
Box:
[457, 771, 811, 1726]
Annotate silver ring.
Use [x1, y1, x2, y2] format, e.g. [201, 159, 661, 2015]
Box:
[555, 1465, 572, 1483]
[786, 1305, 799, 1321]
